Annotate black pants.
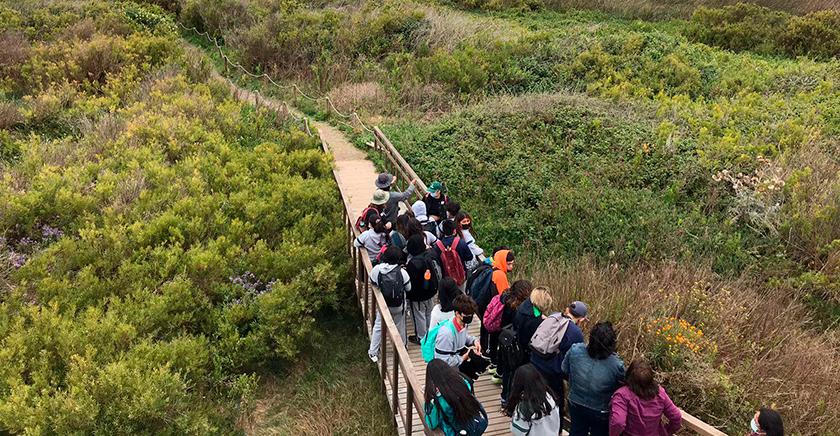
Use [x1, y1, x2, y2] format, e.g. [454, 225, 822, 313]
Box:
[458, 349, 490, 380]
[568, 400, 608, 436]
[479, 324, 500, 363]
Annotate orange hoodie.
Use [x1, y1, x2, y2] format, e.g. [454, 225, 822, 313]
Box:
[492, 249, 511, 294]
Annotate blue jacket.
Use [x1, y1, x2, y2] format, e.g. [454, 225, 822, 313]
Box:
[531, 315, 585, 377]
[561, 342, 625, 412]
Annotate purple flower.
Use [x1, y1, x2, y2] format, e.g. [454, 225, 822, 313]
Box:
[18, 237, 34, 247]
[42, 225, 64, 239]
[9, 252, 26, 269]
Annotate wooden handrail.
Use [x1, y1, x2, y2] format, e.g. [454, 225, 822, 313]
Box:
[320, 136, 435, 435]
[368, 127, 726, 436]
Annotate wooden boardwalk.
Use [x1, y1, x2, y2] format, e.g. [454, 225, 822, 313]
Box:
[317, 119, 513, 434]
[225, 74, 724, 436]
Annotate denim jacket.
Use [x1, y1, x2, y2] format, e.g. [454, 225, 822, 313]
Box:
[561, 342, 625, 412]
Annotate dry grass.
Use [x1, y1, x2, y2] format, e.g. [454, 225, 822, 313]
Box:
[543, 0, 840, 18]
[413, 5, 528, 51]
[523, 258, 840, 434]
[245, 304, 395, 436]
[327, 81, 388, 115]
[0, 102, 23, 130]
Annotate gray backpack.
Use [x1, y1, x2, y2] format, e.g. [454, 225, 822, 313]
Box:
[377, 267, 406, 308]
[529, 314, 570, 359]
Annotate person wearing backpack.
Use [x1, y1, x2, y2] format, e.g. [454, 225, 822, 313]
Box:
[424, 359, 489, 436]
[366, 246, 410, 363]
[375, 172, 418, 224]
[485, 280, 532, 389]
[562, 322, 625, 436]
[405, 235, 440, 344]
[423, 181, 449, 222]
[499, 288, 553, 407]
[429, 277, 462, 329]
[412, 200, 439, 237]
[355, 190, 389, 232]
[405, 217, 437, 247]
[505, 364, 563, 436]
[480, 248, 515, 369]
[433, 294, 488, 380]
[433, 220, 473, 291]
[354, 214, 390, 263]
[435, 201, 461, 237]
[530, 301, 587, 421]
[514, 287, 553, 353]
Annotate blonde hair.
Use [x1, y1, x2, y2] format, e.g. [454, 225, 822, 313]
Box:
[530, 287, 553, 313]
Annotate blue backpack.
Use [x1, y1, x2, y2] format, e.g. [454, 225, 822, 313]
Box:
[421, 320, 457, 363]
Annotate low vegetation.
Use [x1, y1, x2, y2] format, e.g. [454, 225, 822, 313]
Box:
[0, 1, 347, 432]
[178, 0, 839, 432]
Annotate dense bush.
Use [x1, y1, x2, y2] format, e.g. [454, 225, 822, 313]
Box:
[689, 3, 840, 59]
[0, 1, 344, 432]
[379, 96, 758, 270]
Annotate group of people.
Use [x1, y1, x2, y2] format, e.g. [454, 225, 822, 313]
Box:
[354, 173, 785, 436]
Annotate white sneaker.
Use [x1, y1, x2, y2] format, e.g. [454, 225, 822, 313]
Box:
[368, 352, 379, 363]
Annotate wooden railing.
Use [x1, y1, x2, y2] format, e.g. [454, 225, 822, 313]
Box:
[368, 128, 726, 436]
[322, 138, 434, 436]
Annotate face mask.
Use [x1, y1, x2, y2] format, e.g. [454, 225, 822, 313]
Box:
[462, 314, 474, 325]
[751, 418, 761, 433]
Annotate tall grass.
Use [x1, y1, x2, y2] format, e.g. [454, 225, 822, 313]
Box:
[526, 259, 840, 434]
[541, 0, 838, 18]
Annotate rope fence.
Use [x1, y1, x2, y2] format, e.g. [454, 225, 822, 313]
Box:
[180, 23, 374, 134]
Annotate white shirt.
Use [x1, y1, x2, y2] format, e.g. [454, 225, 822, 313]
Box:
[429, 304, 456, 329]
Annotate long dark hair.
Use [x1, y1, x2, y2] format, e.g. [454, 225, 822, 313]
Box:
[506, 279, 532, 310]
[587, 321, 617, 360]
[395, 214, 411, 238]
[504, 364, 557, 420]
[626, 358, 659, 400]
[438, 277, 461, 312]
[758, 408, 784, 436]
[424, 359, 482, 425]
[404, 217, 426, 241]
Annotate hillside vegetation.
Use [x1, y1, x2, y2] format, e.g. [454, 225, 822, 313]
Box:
[0, 1, 350, 432]
[174, 0, 840, 433]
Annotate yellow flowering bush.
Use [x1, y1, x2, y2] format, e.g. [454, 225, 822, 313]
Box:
[646, 316, 717, 370]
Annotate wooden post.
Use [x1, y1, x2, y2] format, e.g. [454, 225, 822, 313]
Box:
[391, 342, 399, 417]
[379, 312, 387, 392]
[405, 380, 414, 435]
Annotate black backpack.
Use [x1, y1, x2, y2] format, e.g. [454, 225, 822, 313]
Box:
[497, 324, 525, 371]
[408, 251, 441, 300]
[466, 264, 495, 317]
[377, 266, 406, 308]
[421, 220, 438, 237]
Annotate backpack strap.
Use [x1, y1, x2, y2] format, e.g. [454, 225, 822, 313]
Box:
[433, 320, 460, 356]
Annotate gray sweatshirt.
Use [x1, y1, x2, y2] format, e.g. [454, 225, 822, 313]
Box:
[433, 320, 476, 367]
[369, 263, 411, 292]
[354, 229, 387, 261]
[384, 185, 416, 223]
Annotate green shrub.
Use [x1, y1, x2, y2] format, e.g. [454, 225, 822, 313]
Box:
[780, 10, 840, 59]
[688, 3, 788, 55]
[688, 3, 840, 59]
[0, 1, 345, 432]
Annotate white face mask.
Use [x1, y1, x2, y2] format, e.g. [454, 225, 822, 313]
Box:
[751, 418, 761, 433]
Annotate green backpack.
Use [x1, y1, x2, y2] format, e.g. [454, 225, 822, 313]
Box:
[421, 319, 457, 363]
